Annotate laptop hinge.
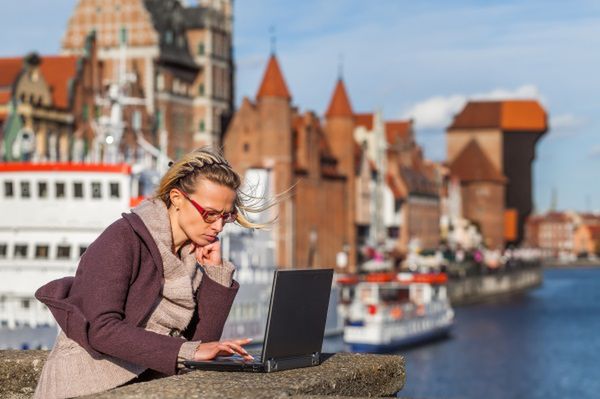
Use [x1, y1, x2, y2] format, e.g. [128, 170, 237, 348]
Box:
[265, 352, 321, 372]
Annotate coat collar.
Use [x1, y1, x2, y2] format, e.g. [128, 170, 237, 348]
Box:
[121, 211, 164, 278]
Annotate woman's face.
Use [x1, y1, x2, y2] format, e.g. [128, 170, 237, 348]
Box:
[173, 178, 237, 247]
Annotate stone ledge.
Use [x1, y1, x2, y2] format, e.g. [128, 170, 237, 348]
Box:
[0, 351, 405, 398]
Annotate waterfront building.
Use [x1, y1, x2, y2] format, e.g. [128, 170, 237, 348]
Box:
[447, 100, 548, 249]
[573, 223, 600, 256]
[525, 211, 576, 258]
[61, 0, 234, 153]
[224, 54, 351, 272]
[354, 114, 441, 258]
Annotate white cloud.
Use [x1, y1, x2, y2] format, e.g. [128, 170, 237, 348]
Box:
[402, 84, 544, 130]
[589, 145, 600, 159]
[549, 113, 586, 138]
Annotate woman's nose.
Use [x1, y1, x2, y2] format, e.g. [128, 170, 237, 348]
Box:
[211, 217, 224, 232]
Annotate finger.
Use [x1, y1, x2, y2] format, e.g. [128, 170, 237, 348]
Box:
[233, 338, 253, 346]
[222, 342, 251, 357]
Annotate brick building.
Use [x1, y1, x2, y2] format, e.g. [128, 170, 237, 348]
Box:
[447, 100, 548, 248]
[224, 55, 352, 271]
[525, 212, 576, 257]
[355, 114, 441, 256]
[61, 0, 234, 156]
[0, 35, 100, 162]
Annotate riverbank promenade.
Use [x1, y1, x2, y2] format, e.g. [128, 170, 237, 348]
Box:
[0, 351, 405, 398]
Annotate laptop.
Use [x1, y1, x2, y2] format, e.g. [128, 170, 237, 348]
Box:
[183, 268, 334, 373]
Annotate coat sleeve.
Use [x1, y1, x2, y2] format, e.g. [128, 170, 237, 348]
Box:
[183, 270, 239, 342]
[67, 219, 185, 376]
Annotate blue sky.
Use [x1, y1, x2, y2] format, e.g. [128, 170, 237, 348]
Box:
[1, 0, 599, 212]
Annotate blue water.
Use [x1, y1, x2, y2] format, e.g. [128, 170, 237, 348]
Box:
[324, 268, 600, 399]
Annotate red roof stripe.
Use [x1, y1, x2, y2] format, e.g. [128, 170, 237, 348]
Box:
[0, 163, 132, 174]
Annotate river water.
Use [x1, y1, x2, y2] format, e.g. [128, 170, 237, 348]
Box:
[323, 267, 600, 399]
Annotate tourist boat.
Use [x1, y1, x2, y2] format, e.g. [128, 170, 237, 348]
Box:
[338, 272, 454, 353]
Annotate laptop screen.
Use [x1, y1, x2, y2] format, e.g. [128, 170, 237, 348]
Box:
[261, 269, 333, 361]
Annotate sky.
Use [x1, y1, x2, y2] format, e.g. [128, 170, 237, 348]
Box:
[1, 0, 599, 213]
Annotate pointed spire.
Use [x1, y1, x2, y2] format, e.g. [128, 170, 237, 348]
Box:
[256, 54, 291, 100]
[325, 78, 353, 118]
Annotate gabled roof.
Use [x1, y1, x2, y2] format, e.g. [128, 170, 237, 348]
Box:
[39, 56, 79, 109]
[355, 113, 374, 130]
[448, 100, 547, 132]
[0, 55, 78, 109]
[385, 120, 412, 144]
[0, 57, 23, 87]
[256, 55, 291, 100]
[449, 140, 506, 183]
[325, 79, 353, 118]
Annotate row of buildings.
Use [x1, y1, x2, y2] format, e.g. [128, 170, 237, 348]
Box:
[525, 211, 600, 258]
[0, 0, 550, 273]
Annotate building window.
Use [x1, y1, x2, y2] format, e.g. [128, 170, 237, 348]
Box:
[57, 245, 71, 259]
[199, 120, 205, 132]
[21, 299, 30, 309]
[21, 181, 31, 198]
[120, 26, 128, 45]
[157, 74, 164, 91]
[91, 182, 102, 199]
[82, 104, 89, 122]
[4, 181, 13, 198]
[35, 245, 49, 259]
[0, 244, 7, 258]
[109, 182, 120, 198]
[198, 84, 205, 96]
[73, 182, 84, 198]
[56, 182, 66, 198]
[198, 43, 205, 55]
[79, 246, 88, 257]
[38, 182, 48, 198]
[14, 244, 28, 258]
[165, 30, 173, 45]
[243, 143, 250, 152]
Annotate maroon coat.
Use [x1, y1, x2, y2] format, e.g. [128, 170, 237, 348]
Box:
[35, 212, 239, 376]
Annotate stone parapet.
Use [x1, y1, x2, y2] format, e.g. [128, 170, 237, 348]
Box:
[0, 351, 405, 399]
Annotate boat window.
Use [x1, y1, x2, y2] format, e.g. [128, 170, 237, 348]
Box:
[4, 181, 14, 198]
[38, 182, 48, 198]
[21, 181, 31, 198]
[379, 287, 410, 303]
[57, 245, 71, 259]
[79, 246, 88, 257]
[14, 244, 28, 258]
[55, 182, 66, 198]
[73, 182, 84, 198]
[0, 244, 7, 258]
[91, 182, 102, 199]
[35, 245, 49, 259]
[110, 182, 120, 198]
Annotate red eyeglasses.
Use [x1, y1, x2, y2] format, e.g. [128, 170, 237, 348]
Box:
[177, 189, 237, 224]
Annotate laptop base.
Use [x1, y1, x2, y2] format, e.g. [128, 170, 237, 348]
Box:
[183, 352, 321, 373]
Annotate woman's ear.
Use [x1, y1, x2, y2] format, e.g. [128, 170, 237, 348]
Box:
[169, 188, 183, 210]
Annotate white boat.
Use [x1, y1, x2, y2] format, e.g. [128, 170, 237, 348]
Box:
[338, 272, 454, 353]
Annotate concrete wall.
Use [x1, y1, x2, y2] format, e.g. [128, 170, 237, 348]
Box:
[448, 266, 543, 306]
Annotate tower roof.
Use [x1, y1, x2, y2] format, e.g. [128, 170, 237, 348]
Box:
[448, 100, 547, 132]
[449, 140, 507, 183]
[325, 79, 353, 118]
[256, 54, 291, 100]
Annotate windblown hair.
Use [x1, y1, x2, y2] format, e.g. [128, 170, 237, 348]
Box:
[154, 147, 276, 229]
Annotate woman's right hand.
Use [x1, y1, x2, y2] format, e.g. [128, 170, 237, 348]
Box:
[193, 338, 254, 361]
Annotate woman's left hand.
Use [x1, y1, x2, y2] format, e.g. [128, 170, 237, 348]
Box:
[194, 239, 222, 266]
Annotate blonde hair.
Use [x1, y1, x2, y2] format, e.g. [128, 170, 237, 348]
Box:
[154, 147, 275, 229]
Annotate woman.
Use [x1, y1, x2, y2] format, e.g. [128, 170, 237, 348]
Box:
[34, 148, 265, 398]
